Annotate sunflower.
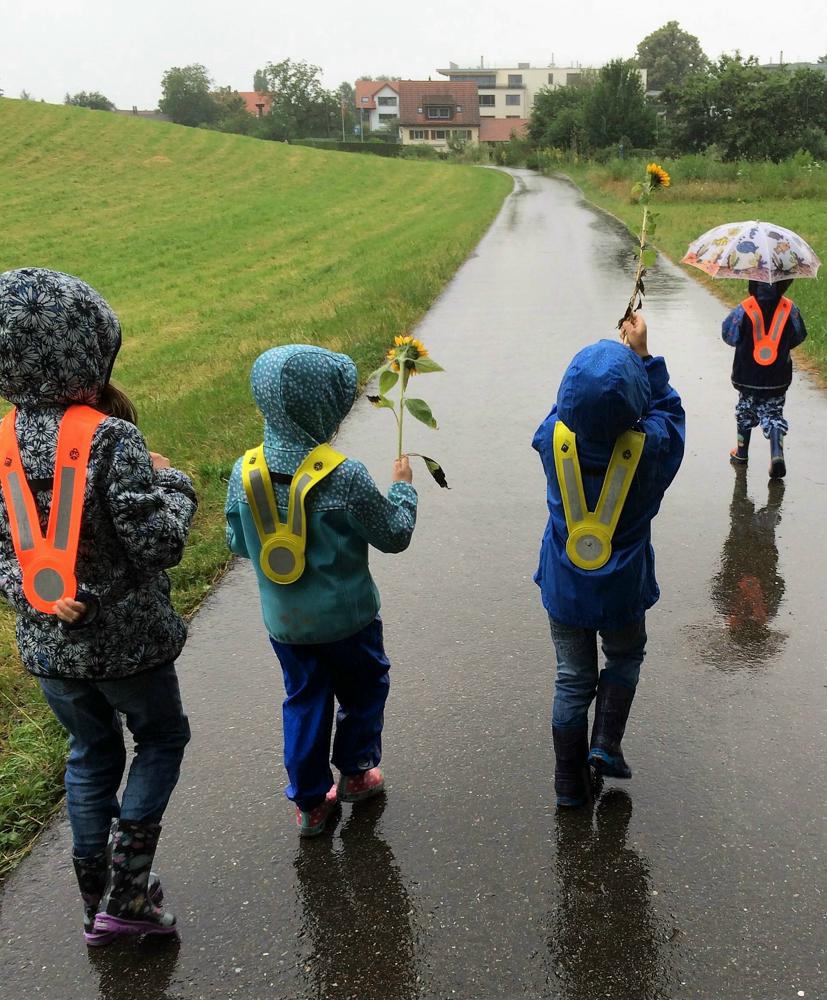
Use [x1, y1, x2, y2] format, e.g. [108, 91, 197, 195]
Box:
[646, 163, 670, 188]
[386, 335, 429, 373]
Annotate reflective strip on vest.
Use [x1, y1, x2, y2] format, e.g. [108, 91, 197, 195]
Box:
[241, 443, 346, 585]
[0, 405, 105, 614]
[552, 420, 645, 571]
[742, 295, 793, 367]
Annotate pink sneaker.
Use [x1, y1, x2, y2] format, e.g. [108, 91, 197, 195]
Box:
[296, 785, 338, 837]
[337, 767, 385, 803]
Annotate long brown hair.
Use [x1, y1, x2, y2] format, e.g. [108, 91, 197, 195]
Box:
[98, 381, 138, 425]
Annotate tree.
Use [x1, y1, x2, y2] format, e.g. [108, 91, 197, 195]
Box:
[64, 91, 114, 111]
[529, 83, 591, 150]
[584, 60, 656, 148]
[253, 68, 268, 92]
[19, 90, 34, 101]
[336, 81, 357, 137]
[258, 59, 338, 139]
[159, 64, 218, 126]
[212, 87, 254, 135]
[636, 21, 709, 92]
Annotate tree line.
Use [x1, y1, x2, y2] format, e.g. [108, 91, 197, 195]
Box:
[529, 22, 827, 161]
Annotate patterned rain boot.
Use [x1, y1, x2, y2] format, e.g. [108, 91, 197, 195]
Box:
[337, 767, 385, 803]
[589, 679, 635, 779]
[94, 821, 178, 940]
[74, 851, 164, 946]
[769, 427, 786, 479]
[296, 784, 339, 837]
[552, 725, 590, 808]
[730, 427, 750, 465]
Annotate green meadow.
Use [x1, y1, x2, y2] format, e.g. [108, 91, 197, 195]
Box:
[0, 99, 511, 872]
[556, 156, 827, 374]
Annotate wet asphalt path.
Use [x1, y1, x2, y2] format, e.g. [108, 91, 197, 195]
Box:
[1, 169, 825, 1000]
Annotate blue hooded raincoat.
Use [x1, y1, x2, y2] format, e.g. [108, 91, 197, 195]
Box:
[225, 345, 417, 645]
[533, 340, 685, 630]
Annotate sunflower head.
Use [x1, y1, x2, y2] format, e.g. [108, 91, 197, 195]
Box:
[646, 163, 670, 188]
[386, 335, 429, 374]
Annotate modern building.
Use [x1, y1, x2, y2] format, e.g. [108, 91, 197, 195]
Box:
[354, 79, 400, 134]
[397, 80, 479, 149]
[437, 62, 647, 120]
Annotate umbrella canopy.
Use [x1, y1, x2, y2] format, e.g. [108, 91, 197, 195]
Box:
[682, 221, 820, 282]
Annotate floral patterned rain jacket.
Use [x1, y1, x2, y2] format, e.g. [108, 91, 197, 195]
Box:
[0, 268, 197, 679]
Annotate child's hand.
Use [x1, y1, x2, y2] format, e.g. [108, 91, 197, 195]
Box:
[149, 451, 171, 470]
[54, 598, 88, 624]
[621, 312, 649, 358]
[393, 456, 413, 484]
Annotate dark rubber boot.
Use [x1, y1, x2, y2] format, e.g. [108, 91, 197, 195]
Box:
[769, 427, 786, 479]
[73, 852, 113, 947]
[589, 679, 636, 779]
[94, 821, 178, 940]
[730, 427, 750, 465]
[552, 725, 590, 808]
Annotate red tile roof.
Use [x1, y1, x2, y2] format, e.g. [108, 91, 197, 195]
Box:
[397, 80, 479, 126]
[237, 92, 272, 115]
[354, 79, 400, 110]
[479, 117, 528, 142]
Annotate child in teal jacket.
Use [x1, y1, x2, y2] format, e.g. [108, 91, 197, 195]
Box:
[226, 345, 417, 835]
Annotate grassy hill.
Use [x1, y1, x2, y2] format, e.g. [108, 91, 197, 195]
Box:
[0, 99, 512, 871]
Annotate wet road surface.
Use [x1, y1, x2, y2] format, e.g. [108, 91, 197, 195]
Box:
[1, 169, 825, 999]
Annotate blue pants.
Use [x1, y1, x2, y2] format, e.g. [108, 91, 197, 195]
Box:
[38, 663, 190, 858]
[270, 618, 390, 812]
[549, 617, 647, 729]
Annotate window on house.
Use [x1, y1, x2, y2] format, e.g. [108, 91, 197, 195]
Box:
[508, 74, 523, 86]
[451, 130, 472, 140]
[505, 94, 520, 106]
[430, 130, 446, 139]
[566, 73, 581, 86]
[506, 114, 520, 119]
[547, 73, 554, 85]
[361, 96, 369, 103]
[479, 94, 495, 106]
[450, 74, 496, 87]
[410, 129, 425, 139]
[456, 105, 462, 112]
[426, 106, 452, 119]
[377, 96, 397, 106]
[378, 114, 396, 122]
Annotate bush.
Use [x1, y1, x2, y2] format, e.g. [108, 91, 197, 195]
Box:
[398, 145, 440, 160]
[291, 139, 401, 157]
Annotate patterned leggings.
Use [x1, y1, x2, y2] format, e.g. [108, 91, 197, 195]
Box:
[735, 392, 788, 438]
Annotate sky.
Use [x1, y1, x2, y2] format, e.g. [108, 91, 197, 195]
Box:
[0, 0, 823, 109]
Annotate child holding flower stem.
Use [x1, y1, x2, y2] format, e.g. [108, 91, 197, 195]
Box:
[619, 163, 671, 337]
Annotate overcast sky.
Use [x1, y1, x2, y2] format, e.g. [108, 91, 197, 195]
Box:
[1, 0, 823, 108]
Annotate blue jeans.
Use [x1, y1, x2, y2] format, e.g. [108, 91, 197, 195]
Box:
[38, 663, 190, 858]
[549, 617, 647, 729]
[270, 618, 390, 812]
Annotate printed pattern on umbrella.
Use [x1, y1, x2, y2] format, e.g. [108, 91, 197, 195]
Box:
[682, 221, 821, 282]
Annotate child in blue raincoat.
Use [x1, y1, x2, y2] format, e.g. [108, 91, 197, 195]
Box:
[723, 279, 807, 478]
[225, 345, 417, 836]
[533, 314, 685, 807]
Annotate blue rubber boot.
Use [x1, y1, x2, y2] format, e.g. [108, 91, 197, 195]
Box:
[589, 679, 635, 779]
[768, 427, 786, 479]
[730, 427, 750, 465]
[552, 725, 590, 808]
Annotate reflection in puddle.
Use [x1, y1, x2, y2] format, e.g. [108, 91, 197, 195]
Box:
[547, 791, 672, 1000]
[293, 796, 419, 1000]
[688, 471, 787, 668]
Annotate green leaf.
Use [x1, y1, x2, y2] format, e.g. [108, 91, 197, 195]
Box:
[367, 394, 394, 409]
[408, 453, 449, 489]
[405, 397, 437, 428]
[642, 249, 657, 268]
[647, 219, 657, 237]
[412, 356, 444, 374]
[367, 362, 391, 385]
[379, 369, 398, 395]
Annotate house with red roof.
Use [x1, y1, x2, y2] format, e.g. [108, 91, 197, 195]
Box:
[236, 92, 272, 118]
[397, 80, 479, 150]
[354, 79, 400, 134]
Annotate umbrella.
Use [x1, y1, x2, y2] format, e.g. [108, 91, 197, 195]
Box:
[681, 221, 821, 282]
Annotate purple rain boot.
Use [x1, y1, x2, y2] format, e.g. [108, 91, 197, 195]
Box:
[74, 850, 164, 946]
[94, 821, 178, 941]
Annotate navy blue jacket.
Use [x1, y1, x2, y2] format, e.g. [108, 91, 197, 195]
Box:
[533, 340, 685, 630]
[722, 281, 807, 397]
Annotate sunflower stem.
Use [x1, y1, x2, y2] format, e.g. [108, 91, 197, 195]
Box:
[621, 200, 650, 337]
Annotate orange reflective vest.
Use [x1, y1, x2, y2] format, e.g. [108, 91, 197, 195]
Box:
[742, 295, 793, 367]
[0, 405, 104, 614]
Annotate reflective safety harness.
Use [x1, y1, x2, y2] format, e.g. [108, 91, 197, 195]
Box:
[0, 405, 105, 613]
[742, 295, 792, 367]
[553, 420, 646, 571]
[242, 443, 346, 585]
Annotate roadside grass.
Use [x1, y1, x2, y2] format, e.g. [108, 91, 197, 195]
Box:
[555, 157, 827, 373]
[0, 99, 512, 873]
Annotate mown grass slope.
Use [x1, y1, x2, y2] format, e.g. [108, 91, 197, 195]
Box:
[557, 157, 827, 373]
[0, 99, 511, 872]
